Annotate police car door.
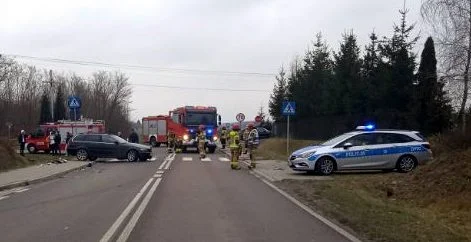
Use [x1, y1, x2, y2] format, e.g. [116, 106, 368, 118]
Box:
[362, 133, 395, 169]
[334, 133, 374, 170]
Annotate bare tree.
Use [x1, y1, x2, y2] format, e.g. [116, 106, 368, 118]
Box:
[421, 0, 471, 132]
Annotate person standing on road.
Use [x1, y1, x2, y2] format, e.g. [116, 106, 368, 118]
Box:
[117, 131, 123, 138]
[49, 131, 56, 156]
[241, 126, 250, 155]
[128, 129, 139, 143]
[219, 126, 228, 149]
[54, 130, 62, 156]
[229, 124, 241, 170]
[18, 130, 27, 156]
[167, 131, 176, 153]
[246, 123, 259, 169]
[197, 125, 206, 159]
[65, 132, 73, 156]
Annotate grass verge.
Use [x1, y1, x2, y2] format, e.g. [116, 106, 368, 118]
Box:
[0, 140, 61, 172]
[259, 135, 471, 242]
[254, 138, 320, 161]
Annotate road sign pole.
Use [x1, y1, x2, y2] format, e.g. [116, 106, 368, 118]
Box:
[287, 115, 290, 156]
[74, 108, 77, 121]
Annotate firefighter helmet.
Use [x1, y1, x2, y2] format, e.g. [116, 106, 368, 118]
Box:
[247, 123, 255, 129]
[232, 123, 240, 131]
[222, 126, 227, 130]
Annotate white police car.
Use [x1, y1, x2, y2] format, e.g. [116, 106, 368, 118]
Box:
[288, 125, 433, 175]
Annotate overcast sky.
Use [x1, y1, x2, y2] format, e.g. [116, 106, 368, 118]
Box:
[1, 0, 423, 123]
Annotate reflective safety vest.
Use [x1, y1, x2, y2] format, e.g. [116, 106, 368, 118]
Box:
[229, 130, 239, 148]
[220, 129, 227, 139]
[197, 131, 206, 143]
[242, 129, 250, 141]
[248, 129, 259, 146]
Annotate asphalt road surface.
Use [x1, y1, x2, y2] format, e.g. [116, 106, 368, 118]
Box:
[0, 148, 350, 242]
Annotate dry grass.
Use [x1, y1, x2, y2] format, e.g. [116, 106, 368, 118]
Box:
[254, 138, 321, 161]
[0, 140, 58, 172]
[267, 134, 471, 242]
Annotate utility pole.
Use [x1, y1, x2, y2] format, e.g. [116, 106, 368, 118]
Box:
[49, 70, 54, 121]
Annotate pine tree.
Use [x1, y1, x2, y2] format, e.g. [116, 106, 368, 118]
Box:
[40, 92, 52, 123]
[54, 86, 66, 121]
[333, 31, 363, 115]
[362, 32, 382, 115]
[416, 37, 453, 134]
[269, 67, 287, 122]
[379, 8, 419, 128]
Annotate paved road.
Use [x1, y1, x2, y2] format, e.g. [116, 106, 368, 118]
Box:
[0, 148, 349, 242]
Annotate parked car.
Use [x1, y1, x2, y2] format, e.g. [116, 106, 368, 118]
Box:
[288, 126, 432, 175]
[256, 127, 271, 139]
[67, 133, 152, 162]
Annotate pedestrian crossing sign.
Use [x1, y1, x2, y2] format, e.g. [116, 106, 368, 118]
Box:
[68, 96, 81, 109]
[282, 101, 296, 116]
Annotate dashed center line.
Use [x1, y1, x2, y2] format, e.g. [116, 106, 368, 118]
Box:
[155, 171, 165, 174]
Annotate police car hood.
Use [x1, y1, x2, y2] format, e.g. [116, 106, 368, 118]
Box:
[292, 145, 324, 156]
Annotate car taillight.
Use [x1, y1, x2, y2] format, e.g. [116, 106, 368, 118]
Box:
[422, 144, 431, 150]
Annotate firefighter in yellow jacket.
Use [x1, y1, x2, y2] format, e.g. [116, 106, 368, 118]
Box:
[246, 123, 259, 169]
[219, 126, 228, 149]
[197, 125, 206, 159]
[167, 131, 176, 153]
[229, 123, 241, 170]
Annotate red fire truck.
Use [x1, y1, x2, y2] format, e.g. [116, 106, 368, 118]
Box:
[26, 119, 106, 154]
[142, 106, 220, 153]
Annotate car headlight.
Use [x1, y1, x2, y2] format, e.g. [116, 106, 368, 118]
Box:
[213, 136, 218, 141]
[301, 151, 316, 158]
[183, 134, 189, 141]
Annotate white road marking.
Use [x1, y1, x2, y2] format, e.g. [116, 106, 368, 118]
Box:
[152, 174, 161, 178]
[13, 188, 30, 193]
[155, 171, 164, 174]
[250, 172, 362, 242]
[149, 157, 157, 161]
[158, 159, 169, 170]
[0, 196, 10, 201]
[182, 157, 193, 161]
[201, 157, 211, 162]
[100, 178, 154, 242]
[218, 157, 230, 162]
[117, 178, 162, 242]
[164, 156, 174, 170]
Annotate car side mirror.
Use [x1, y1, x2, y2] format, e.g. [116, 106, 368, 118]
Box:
[343, 142, 353, 149]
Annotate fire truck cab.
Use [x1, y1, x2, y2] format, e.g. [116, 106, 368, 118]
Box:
[26, 119, 105, 154]
[142, 106, 219, 153]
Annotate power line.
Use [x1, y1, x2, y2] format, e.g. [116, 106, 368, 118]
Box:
[3, 53, 275, 77]
[131, 83, 270, 93]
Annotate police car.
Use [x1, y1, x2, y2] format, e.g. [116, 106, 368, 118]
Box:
[288, 125, 433, 175]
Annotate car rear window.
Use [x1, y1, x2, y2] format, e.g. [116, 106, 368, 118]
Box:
[414, 132, 427, 141]
[73, 135, 86, 141]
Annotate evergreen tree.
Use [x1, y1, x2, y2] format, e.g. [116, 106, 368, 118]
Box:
[379, 8, 419, 128]
[290, 33, 333, 118]
[54, 86, 66, 121]
[269, 67, 287, 122]
[416, 37, 453, 134]
[333, 31, 363, 115]
[362, 32, 382, 115]
[40, 92, 52, 123]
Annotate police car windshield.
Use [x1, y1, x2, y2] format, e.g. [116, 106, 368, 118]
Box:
[321, 133, 355, 146]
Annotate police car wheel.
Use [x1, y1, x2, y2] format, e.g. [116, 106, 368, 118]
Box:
[397, 155, 416, 173]
[316, 157, 335, 175]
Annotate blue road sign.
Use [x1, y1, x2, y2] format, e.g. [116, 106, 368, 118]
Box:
[68, 96, 81, 109]
[282, 101, 296, 116]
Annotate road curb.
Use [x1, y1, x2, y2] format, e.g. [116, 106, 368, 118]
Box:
[249, 171, 363, 242]
[217, 148, 362, 242]
[0, 163, 90, 192]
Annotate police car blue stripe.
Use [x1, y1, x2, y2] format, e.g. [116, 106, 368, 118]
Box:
[307, 145, 426, 161]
